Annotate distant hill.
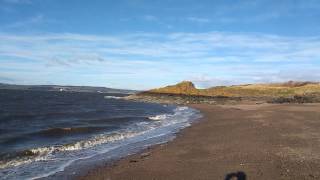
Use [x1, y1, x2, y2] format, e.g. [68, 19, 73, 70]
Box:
[0, 83, 137, 94]
[145, 81, 320, 97]
[149, 81, 199, 95]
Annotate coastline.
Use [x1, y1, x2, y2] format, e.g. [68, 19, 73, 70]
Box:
[78, 103, 320, 180]
[72, 103, 203, 179]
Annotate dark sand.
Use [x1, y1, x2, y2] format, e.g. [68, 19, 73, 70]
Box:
[79, 103, 320, 180]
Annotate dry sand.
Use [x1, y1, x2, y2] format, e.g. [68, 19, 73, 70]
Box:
[79, 103, 320, 180]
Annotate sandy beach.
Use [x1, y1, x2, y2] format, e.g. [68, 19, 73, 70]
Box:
[79, 103, 320, 180]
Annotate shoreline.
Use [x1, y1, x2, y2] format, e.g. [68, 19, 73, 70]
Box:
[41, 103, 200, 180]
[73, 104, 203, 179]
[78, 103, 320, 180]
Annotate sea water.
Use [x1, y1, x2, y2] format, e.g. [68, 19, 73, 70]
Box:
[0, 89, 201, 179]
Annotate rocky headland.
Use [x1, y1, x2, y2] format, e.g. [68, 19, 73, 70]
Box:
[126, 81, 320, 105]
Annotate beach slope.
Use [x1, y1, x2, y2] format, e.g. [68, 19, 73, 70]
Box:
[80, 103, 320, 180]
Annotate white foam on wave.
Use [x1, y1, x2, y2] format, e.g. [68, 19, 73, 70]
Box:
[0, 105, 201, 179]
[148, 114, 169, 121]
[148, 106, 190, 121]
[175, 106, 189, 111]
[0, 156, 48, 170]
[0, 131, 142, 169]
[104, 96, 123, 99]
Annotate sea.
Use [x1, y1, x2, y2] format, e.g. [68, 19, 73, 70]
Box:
[0, 89, 201, 180]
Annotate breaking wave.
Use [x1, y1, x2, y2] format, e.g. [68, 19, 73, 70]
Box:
[33, 127, 106, 137]
[104, 96, 123, 99]
[148, 114, 169, 120]
[0, 105, 201, 179]
[0, 131, 142, 169]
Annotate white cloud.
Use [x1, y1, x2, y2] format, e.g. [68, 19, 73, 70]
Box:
[187, 74, 235, 88]
[186, 17, 211, 23]
[143, 15, 158, 21]
[0, 31, 320, 89]
[1, 32, 319, 63]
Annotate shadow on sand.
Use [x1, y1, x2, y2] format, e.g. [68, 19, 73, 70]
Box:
[225, 171, 247, 180]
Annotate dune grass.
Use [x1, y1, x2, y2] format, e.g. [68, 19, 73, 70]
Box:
[148, 81, 320, 98]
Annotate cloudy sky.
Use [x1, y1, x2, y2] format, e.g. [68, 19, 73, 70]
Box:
[0, 0, 320, 90]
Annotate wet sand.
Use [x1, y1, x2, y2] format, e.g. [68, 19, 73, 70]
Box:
[79, 103, 320, 180]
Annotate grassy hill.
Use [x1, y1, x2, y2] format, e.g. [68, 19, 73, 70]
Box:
[147, 81, 320, 98]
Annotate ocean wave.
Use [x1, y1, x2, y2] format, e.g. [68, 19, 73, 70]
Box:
[85, 116, 147, 125]
[148, 107, 190, 121]
[104, 96, 123, 99]
[32, 127, 106, 137]
[0, 106, 200, 173]
[175, 106, 189, 111]
[0, 131, 142, 169]
[148, 114, 170, 121]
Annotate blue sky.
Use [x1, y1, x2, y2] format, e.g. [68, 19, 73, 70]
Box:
[0, 0, 320, 90]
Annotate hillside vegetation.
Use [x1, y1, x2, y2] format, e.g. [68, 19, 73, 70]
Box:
[147, 81, 320, 98]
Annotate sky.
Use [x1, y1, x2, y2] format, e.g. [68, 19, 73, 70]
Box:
[0, 0, 320, 90]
